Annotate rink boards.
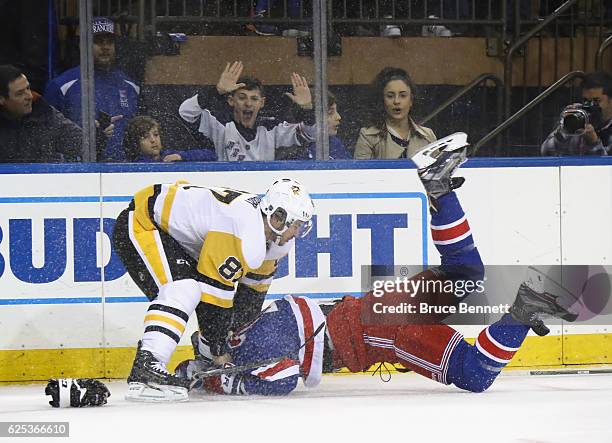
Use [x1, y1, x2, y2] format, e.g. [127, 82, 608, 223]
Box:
[0, 158, 611, 381]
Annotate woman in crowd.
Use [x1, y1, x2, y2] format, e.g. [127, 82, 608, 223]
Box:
[354, 67, 436, 159]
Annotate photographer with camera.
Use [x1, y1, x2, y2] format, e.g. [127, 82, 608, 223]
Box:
[541, 71, 612, 156]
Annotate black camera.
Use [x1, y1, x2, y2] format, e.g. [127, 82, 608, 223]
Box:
[560, 100, 603, 134]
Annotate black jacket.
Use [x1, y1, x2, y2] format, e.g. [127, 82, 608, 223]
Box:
[0, 96, 83, 163]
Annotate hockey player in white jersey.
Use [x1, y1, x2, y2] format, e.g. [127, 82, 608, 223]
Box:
[112, 178, 315, 401]
[179, 61, 315, 161]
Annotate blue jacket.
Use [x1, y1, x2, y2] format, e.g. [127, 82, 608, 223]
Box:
[44, 65, 140, 161]
[132, 148, 217, 163]
[307, 135, 352, 160]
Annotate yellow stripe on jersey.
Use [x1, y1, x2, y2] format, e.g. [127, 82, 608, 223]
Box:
[240, 259, 277, 293]
[197, 230, 249, 287]
[132, 184, 158, 231]
[160, 183, 180, 232]
[144, 314, 186, 334]
[250, 259, 277, 278]
[130, 215, 170, 286]
[200, 293, 234, 308]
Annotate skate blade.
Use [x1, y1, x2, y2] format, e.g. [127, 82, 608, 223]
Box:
[410, 132, 469, 169]
[125, 382, 189, 402]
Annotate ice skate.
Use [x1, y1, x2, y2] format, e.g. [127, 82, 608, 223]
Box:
[509, 267, 579, 336]
[125, 342, 190, 402]
[411, 132, 469, 206]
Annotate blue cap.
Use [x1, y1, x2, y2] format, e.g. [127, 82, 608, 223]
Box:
[92, 17, 115, 35]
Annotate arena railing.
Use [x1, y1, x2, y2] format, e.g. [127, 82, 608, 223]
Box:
[499, 0, 608, 154]
[419, 73, 503, 155]
[596, 35, 612, 71]
[473, 70, 586, 156]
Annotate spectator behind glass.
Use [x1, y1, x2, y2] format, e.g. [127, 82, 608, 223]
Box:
[354, 67, 436, 160]
[0, 64, 83, 163]
[179, 61, 315, 161]
[123, 115, 217, 162]
[277, 91, 351, 160]
[246, 0, 308, 37]
[0, 0, 55, 92]
[44, 17, 139, 162]
[541, 71, 612, 156]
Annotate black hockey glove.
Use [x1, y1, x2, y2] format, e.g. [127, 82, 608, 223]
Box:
[45, 378, 110, 407]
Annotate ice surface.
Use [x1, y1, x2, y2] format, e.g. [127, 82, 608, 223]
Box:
[1, 372, 611, 443]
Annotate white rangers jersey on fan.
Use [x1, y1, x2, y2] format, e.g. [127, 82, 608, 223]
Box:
[130, 182, 290, 307]
[179, 94, 315, 161]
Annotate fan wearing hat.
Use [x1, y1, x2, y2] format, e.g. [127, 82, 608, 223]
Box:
[44, 17, 140, 162]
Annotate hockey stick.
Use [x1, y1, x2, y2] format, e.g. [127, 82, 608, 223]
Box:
[192, 321, 326, 381]
[529, 368, 612, 376]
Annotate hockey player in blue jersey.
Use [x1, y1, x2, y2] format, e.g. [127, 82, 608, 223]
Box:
[44, 17, 139, 161]
[177, 133, 579, 397]
[178, 294, 325, 395]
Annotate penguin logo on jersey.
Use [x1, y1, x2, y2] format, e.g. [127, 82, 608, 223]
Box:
[291, 185, 300, 195]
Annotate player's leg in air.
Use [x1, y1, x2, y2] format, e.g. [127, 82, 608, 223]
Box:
[327, 133, 482, 372]
[326, 134, 579, 392]
[384, 272, 579, 392]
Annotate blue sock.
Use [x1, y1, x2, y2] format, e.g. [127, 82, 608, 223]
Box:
[447, 314, 530, 392]
[430, 191, 483, 281]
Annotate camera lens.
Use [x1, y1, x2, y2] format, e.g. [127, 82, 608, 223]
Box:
[562, 112, 586, 134]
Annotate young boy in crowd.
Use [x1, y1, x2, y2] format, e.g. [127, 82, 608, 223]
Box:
[179, 61, 315, 161]
[123, 116, 216, 162]
[275, 91, 351, 160]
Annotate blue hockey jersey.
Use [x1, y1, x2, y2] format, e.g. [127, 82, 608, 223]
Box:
[44, 66, 140, 161]
[213, 295, 326, 395]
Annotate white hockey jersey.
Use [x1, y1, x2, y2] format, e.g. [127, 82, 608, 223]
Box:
[178, 94, 316, 161]
[130, 182, 291, 307]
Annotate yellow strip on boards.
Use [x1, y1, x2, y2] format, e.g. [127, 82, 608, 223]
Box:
[1, 333, 610, 382]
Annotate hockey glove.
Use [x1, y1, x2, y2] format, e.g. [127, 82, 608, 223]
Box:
[45, 378, 110, 407]
[201, 363, 245, 395]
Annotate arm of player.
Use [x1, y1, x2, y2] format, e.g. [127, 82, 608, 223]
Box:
[233, 258, 279, 329]
[231, 283, 268, 330]
[194, 224, 267, 355]
[201, 359, 300, 396]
